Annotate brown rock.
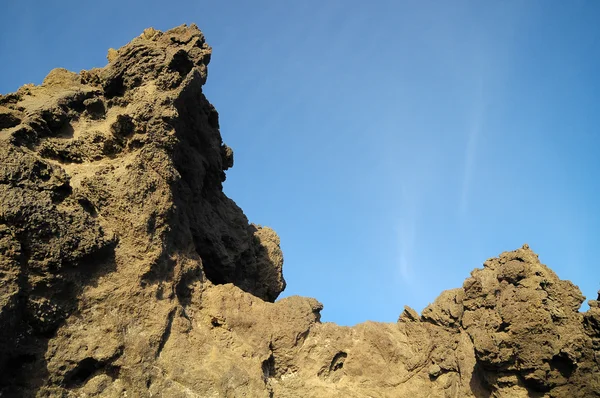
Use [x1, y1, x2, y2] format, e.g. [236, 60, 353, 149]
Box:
[399, 305, 421, 322]
[0, 25, 598, 398]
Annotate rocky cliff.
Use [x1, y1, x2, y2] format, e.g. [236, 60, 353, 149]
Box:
[0, 24, 598, 398]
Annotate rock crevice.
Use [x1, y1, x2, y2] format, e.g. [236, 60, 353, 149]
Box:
[0, 24, 598, 397]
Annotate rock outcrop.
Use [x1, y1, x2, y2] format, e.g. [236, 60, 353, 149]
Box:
[0, 24, 598, 397]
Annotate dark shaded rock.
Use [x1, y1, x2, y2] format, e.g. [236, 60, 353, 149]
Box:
[0, 25, 598, 398]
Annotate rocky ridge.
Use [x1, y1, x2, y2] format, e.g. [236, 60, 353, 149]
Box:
[0, 24, 598, 397]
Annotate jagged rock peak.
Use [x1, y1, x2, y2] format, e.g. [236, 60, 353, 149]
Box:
[0, 23, 285, 303]
[0, 24, 286, 395]
[1, 25, 599, 397]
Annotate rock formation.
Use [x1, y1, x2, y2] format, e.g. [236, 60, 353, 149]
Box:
[0, 24, 598, 397]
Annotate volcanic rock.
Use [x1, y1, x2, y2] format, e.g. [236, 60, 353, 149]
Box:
[0, 24, 598, 397]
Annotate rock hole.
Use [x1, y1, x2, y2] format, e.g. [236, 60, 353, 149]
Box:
[83, 98, 106, 119]
[329, 352, 347, 372]
[262, 354, 275, 380]
[78, 197, 97, 216]
[64, 357, 99, 387]
[111, 114, 135, 137]
[318, 351, 348, 381]
[550, 353, 576, 378]
[169, 50, 194, 78]
[0, 111, 21, 129]
[9, 125, 37, 147]
[540, 279, 551, 289]
[102, 136, 124, 156]
[40, 108, 68, 134]
[146, 212, 157, 234]
[104, 75, 126, 98]
[105, 364, 121, 380]
[497, 321, 510, 332]
[51, 183, 73, 203]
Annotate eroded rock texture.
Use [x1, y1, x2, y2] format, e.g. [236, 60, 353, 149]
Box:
[0, 24, 598, 397]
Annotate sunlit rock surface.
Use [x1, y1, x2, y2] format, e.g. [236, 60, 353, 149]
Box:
[0, 25, 598, 397]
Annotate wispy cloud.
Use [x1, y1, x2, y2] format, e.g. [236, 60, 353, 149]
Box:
[398, 218, 416, 282]
[397, 184, 418, 283]
[460, 76, 485, 215]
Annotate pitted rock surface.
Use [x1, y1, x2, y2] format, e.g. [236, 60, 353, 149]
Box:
[0, 25, 598, 397]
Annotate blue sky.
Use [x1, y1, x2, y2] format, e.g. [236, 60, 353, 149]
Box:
[2, 1, 599, 326]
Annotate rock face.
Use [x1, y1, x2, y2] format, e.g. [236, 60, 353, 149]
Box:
[0, 24, 598, 397]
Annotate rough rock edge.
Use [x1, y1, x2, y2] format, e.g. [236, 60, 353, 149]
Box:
[0, 25, 598, 398]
